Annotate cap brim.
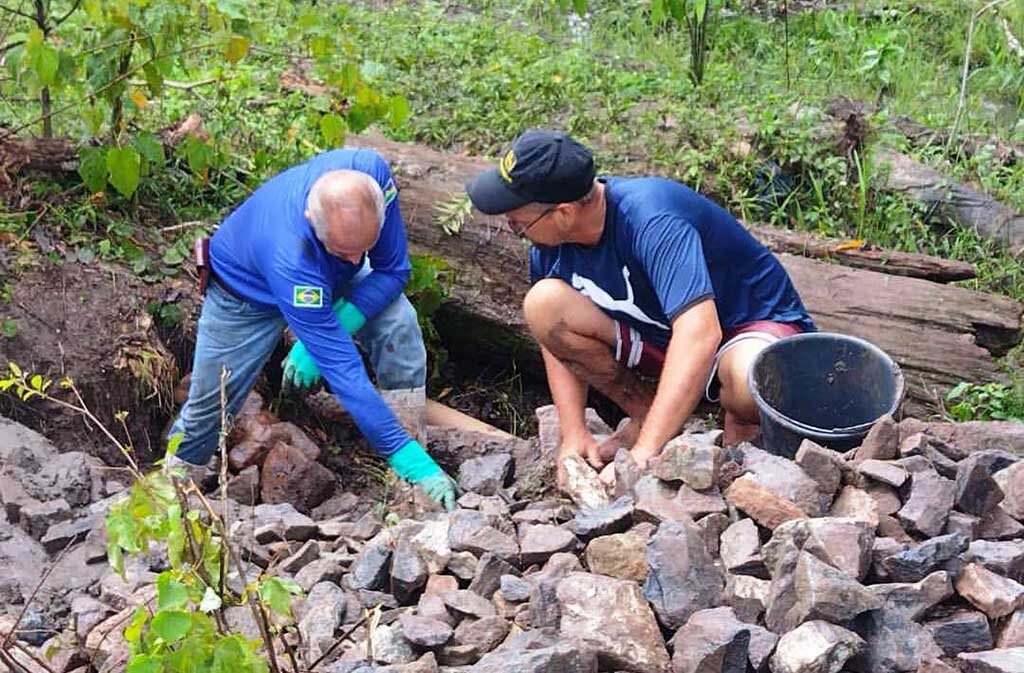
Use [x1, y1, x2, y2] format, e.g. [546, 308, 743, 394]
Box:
[466, 169, 531, 215]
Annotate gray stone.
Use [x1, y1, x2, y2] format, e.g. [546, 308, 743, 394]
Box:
[880, 533, 969, 583]
[517, 524, 577, 566]
[847, 608, 944, 673]
[856, 414, 899, 460]
[651, 436, 721, 490]
[643, 518, 724, 630]
[557, 571, 671, 672]
[994, 462, 1024, 521]
[295, 557, 346, 591]
[697, 512, 730, 557]
[762, 517, 874, 581]
[721, 518, 764, 575]
[499, 574, 531, 602]
[956, 563, 1024, 619]
[458, 454, 512, 496]
[399, 614, 453, 649]
[391, 540, 428, 604]
[252, 503, 318, 543]
[899, 470, 956, 538]
[613, 448, 643, 498]
[978, 507, 1024, 540]
[676, 484, 729, 518]
[442, 590, 495, 619]
[999, 609, 1024, 648]
[446, 551, 478, 580]
[673, 606, 777, 673]
[281, 540, 321, 574]
[770, 620, 863, 673]
[471, 630, 598, 673]
[866, 482, 902, 516]
[956, 453, 1009, 516]
[351, 510, 383, 540]
[226, 465, 260, 505]
[41, 514, 97, 554]
[725, 574, 770, 624]
[311, 491, 359, 521]
[830, 486, 879, 526]
[947, 511, 981, 540]
[348, 544, 392, 591]
[924, 610, 993, 656]
[857, 460, 908, 488]
[453, 616, 509, 654]
[963, 539, 1024, 577]
[867, 571, 953, 621]
[451, 519, 518, 560]
[18, 498, 71, 539]
[633, 475, 690, 524]
[407, 517, 452, 575]
[571, 495, 634, 539]
[371, 623, 417, 665]
[299, 581, 347, 663]
[417, 594, 456, 627]
[468, 552, 517, 599]
[765, 551, 882, 634]
[742, 444, 829, 516]
[957, 647, 1024, 673]
[795, 440, 843, 498]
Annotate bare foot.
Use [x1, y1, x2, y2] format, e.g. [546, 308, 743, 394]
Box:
[724, 412, 760, 446]
[594, 418, 643, 464]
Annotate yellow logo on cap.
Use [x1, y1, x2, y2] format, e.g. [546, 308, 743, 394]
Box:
[499, 149, 516, 183]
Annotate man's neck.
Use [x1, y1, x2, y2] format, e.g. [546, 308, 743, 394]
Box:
[573, 181, 606, 246]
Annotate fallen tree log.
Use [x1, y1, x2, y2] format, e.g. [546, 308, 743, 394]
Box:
[347, 132, 1023, 415]
[747, 225, 976, 283]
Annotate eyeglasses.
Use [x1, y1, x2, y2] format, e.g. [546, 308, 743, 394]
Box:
[507, 206, 556, 238]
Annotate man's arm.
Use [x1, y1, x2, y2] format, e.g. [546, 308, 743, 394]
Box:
[541, 345, 600, 462]
[631, 298, 721, 466]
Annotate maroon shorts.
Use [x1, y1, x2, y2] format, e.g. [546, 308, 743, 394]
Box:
[613, 320, 805, 400]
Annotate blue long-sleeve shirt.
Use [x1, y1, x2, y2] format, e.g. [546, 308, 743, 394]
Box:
[209, 149, 413, 456]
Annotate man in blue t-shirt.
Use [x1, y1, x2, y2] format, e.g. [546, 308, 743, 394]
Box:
[166, 149, 458, 509]
[467, 130, 814, 483]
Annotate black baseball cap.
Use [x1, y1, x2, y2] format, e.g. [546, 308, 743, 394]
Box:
[466, 129, 596, 215]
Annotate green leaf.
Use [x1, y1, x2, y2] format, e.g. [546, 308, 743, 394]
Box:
[572, 0, 587, 16]
[106, 146, 141, 198]
[224, 35, 249, 64]
[199, 587, 222, 613]
[151, 610, 191, 643]
[133, 132, 166, 169]
[79, 147, 109, 193]
[259, 577, 302, 617]
[651, 0, 666, 25]
[320, 113, 346, 147]
[388, 96, 410, 128]
[157, 573, 189, 610]
[126, 654, 163, 673]
[123, 606, 148, 644]
[2, 319, 17, 339]
[167, 432, 183, 456]
[28, 39, 59, 86]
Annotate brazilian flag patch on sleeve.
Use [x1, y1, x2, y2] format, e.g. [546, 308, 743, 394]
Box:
[383, 178, 398, 206]
[292, 285, 324, 308]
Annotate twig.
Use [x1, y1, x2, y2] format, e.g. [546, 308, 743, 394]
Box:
[6, 638, 57, 673]
[1, 540, 74, 649]
[218, 365, 230, 623]
[52, 0, 81, 26]
[0, 648, 30, 673]
[160, 220, 209, 233]
[307, 615, 368, 672]
[128, 76, 231, 91]
[279, 626, 300, 673]
[0, 2, 36, 21]
[948, 0, 1011, 155]
[1002, 16, 1024, 59]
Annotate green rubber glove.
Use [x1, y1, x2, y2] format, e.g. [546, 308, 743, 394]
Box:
[388, 440, 460, 511]
[281, 299, 367, 389]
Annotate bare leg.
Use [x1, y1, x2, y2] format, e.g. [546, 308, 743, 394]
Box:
[523, 279, 655, 473]
[717, 339, 769, 446]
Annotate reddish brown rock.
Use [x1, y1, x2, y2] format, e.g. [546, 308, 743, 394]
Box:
[899, 470, 956, 538]
[830, 486, 880, 526]
[795, 439, 843, 499]
[993, 462, 1024, 521]
[270, 422, 321, 461]
[855, 415, 899, 461]
[724, 474, 808, 531]
[584, 531, 649, 582]
[998, 609, 1024, 648]
[260, 442, 335, 513]
[955, 563, 1024, 619]
[857, 460, 908, 488]
[228, 439, 272, 472]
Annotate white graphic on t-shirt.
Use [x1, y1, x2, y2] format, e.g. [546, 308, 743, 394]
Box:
[571, 266, 670, 330]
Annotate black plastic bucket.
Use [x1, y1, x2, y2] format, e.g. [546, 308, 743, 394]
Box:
[748, 332, 904, 459]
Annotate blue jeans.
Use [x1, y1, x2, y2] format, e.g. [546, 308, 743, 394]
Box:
[168, 270, 427, 466]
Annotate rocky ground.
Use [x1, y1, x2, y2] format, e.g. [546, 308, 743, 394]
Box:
[2, 397, 1024, 673]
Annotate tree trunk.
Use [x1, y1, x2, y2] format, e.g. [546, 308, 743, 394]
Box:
[347, 132, 1023, 416]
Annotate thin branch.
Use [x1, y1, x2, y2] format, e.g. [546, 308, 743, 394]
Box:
[6, 639, 57, 673]
[53, 0, 81, 26]
[948, 0, 1011, 154]
[307, 615, 368, 672]
[1, 540, 74, 649]
[0, 3, 36, 21]
[7, 41, 220, 135]
[129, 76, 230, 91]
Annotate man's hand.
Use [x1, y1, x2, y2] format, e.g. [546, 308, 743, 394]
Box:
[388, 440, 460, 511]
[281, 341, 321, 389]
[556, 433, 601, 488]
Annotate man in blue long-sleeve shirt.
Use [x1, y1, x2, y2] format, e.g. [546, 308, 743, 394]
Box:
[166, 148, 458, 509]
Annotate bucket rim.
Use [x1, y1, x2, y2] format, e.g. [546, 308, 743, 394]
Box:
[747, 331, 905, 437]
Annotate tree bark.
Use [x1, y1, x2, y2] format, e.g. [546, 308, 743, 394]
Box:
[347, 132, 1023, 415]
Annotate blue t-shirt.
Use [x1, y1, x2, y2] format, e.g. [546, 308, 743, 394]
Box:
[210, 149, 413, 457]
[530, 177, 815, 348]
